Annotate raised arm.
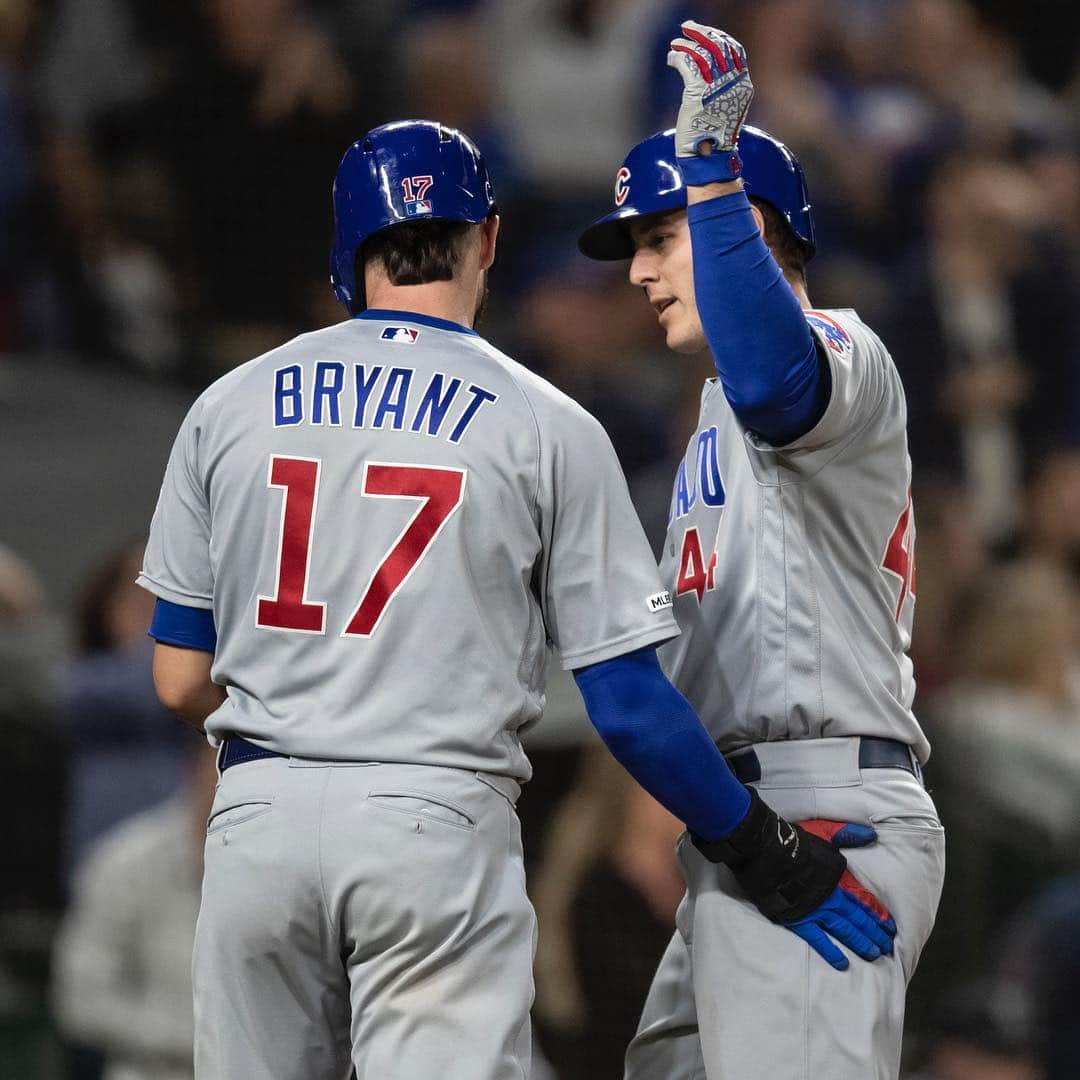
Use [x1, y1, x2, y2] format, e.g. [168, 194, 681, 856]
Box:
[668, 22, 830, 444]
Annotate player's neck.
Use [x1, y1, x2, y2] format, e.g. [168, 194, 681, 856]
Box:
[788, 277, 811, 309]
[364, 279, 480, 330]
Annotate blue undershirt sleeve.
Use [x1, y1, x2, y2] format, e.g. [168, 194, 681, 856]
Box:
[149, 598, 217, 654]
[687, 190, 831, 444]
[573, 646, 750, 839]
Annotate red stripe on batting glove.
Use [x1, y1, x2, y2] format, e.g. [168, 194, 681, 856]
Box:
[683, 25, 729, 73]
[798, 819, 845, 843]
[838, 869, 892, 923]
[672, 44, 713, 82]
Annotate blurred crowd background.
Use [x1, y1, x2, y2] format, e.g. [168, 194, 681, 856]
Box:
[1, 0, 1079, 1077]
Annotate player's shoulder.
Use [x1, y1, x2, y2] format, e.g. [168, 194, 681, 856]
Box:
[804, 307, 893, 364]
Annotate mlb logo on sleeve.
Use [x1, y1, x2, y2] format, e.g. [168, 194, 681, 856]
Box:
[380, 327, 420, 344]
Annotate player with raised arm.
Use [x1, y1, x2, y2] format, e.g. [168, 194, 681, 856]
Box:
[140, 119, 895, 1080]
[579, 21, 945, 1080]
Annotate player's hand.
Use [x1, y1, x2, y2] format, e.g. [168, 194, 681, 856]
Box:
[666, 22, 754, 184]
[784, 820, 897, 971]
[691, 789, 896, 971]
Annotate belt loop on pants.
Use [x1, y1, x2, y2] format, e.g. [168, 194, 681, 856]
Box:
[725, 736, 921, 786]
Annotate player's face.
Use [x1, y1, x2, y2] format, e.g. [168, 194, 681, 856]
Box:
[628, 211, 707, 354]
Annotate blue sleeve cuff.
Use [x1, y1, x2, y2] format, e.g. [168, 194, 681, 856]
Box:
[149, 598, 217, 653]
[574, 646, 750, 839]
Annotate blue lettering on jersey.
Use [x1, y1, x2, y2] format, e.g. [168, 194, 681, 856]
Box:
[674, 460, 692, 518]
[274, 365, 303, 426]
[373, 367, 413, 430]
[696, 426, 725, 506]
[448, 384, 499, 444]
[353, 364, 384, 428]
[670, 425, 726, 522]
[271, 362, 498, 444]
[312, 361, 345, 426]
[411, 372, 462, 437]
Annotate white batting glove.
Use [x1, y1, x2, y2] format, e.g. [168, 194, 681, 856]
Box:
[667, 22, 754, 185]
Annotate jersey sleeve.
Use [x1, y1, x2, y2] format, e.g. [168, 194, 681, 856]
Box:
[751, 309, 893, 456]
[136, 400, 214, 609]
[536, 401, 679, 670]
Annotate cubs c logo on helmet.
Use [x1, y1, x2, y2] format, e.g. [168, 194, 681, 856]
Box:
[614, 166, 631, 207]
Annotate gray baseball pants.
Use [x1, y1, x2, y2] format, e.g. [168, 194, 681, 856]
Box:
[193, 755, 535, 1080]
[625, 737, 946, 1080]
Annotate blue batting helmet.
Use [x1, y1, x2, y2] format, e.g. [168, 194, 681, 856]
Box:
[330, 120, 497, 314]
[578, 125, 815, 261]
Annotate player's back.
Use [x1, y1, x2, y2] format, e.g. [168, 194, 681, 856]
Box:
[143, 312, 656, 779]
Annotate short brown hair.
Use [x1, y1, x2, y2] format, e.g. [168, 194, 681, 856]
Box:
[356, 219, 474, 308]
[750, 197, 810, 283]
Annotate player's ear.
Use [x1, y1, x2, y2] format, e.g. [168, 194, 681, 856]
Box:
[478, 214, 500, 271]
[748, 202, 766, 240]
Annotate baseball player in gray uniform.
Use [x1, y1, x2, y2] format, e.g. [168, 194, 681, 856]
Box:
[579, 22, 947, 1080]
[140, 119, 896, 1080]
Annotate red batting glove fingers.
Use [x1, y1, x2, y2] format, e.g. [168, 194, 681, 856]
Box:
[671, 43, 713, 82]
[682, 25, 730, 73]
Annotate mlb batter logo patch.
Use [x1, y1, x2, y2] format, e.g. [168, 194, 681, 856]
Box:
[646, 590, 673, 613]
[804, 311, 853, 357]
[380, 326, 420, 344]
[401, 175, 434, 217]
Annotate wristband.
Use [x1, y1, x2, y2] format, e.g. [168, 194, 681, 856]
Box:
[678, 148, 743, 186]
[691, 787, 846, 923]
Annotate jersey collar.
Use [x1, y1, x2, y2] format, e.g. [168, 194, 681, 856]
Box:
[356, 309, 479, 336]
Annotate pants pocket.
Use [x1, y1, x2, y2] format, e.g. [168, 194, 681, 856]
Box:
[206, 799, 273, 835]
[869, 810, 944, 834]
[367, 790, 477, 831]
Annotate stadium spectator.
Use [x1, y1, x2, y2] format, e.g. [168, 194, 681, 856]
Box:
[902, 979, 1037, 1080]
[888, 155, 1078, 543]
[0, 0, 35, 351]
[906, 479, 988, 699]
[925, 558, 1080, 989]
[62, 539, 199, 874]
[1014, 448, 1080, 582]
[0, 544, 64, 1026]
[52, 744, 217, 1080]
[998, 874, 1080, 1080]
[532, 746, 682, 1080]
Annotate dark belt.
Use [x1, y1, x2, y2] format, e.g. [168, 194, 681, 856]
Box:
[726, 736, 920, 784]
[218, 736, 284, 773]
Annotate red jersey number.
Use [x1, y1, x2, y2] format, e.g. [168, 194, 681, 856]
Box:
[882, 487, 916, 620]
[257, 455, 466, 636]
[675, 527, 717, 602]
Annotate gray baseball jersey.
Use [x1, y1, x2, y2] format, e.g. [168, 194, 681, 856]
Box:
[658, 308, 929, 763]
[138, 312, 678, 779]
[627, 307, 944, 1080]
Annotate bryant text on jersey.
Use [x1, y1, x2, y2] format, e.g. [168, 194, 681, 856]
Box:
[273, 362, 499, 444]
